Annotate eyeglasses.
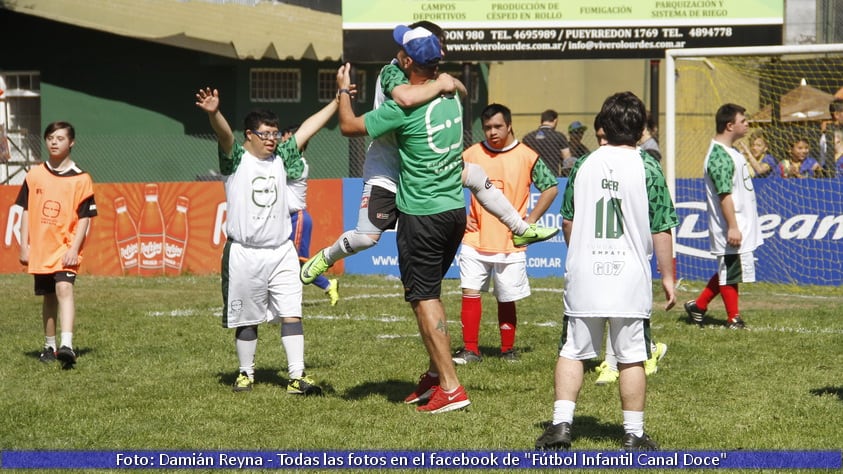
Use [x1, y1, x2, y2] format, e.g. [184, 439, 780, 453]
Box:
[250, 130, 283, 140]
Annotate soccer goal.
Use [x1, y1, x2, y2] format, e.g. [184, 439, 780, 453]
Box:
[664, 43, 843, 286]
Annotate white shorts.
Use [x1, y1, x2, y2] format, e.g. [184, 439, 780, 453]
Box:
[558, 316, 651, 364]
[221, 239, 302, 328]
[717, 251, 756, 285]
[459, 252, 530, 303]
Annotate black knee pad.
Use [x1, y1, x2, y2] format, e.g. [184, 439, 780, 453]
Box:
[235, 325, 258, 341]
[281, 320, 303, 337]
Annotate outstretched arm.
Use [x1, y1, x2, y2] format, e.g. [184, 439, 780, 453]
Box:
[293, 100, 339, 151]
[336, 63, 368, 137]
[195, 87, 235, 155]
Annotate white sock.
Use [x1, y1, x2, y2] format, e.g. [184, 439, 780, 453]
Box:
[463, 162, 529, 235]
[60, 332, 73, 349]
[324, 231, 379, 264]
[281, 334, 305, 379]
[552, 399, 576, 425]
[605, 352, 619, 372]
[235, 338, 257, 376]
[45, 336, 57, 350]
[623, 410, 645, 437]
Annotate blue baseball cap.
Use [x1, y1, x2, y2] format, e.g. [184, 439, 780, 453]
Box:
[392, 25, 442, 66]
[568, 120, 588, 133]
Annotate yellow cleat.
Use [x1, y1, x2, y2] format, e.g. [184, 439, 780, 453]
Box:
[326, 279, 339, 306]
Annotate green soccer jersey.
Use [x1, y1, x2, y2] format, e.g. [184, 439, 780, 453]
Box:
[364, 94, 465, 216]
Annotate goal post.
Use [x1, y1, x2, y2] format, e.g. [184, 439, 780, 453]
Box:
[664, 44, 843, 286]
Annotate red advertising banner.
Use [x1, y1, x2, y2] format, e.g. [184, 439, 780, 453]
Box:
[1, 180, 343, 276]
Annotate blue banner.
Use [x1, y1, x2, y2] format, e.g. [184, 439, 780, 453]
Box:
[342, 177, 843, 285]
[341, 178, 567, 279]
[2, 450, 840, 469]
[676, 178, 843, 285]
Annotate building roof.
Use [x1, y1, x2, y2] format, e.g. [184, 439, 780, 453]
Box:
[2, 0, 342, 61]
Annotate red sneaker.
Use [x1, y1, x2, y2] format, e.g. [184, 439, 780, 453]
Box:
[404, 372, 439, 404]
[416, 385, 470, 413]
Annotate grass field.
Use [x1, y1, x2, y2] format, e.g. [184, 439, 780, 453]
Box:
[1, 272, 842, 473]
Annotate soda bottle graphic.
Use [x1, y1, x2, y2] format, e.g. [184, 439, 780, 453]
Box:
[113, 196, 139, 275]
[138, 183, 165, 276]
[164, 196, 189, 275]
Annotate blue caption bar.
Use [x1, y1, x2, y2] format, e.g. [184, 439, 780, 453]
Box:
[1, 450, 841, 469]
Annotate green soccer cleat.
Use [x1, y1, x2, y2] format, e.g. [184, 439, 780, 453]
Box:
[287, 373, 323, 396]
[325, 279, 339, 306]
[644, 342, 668, 376]
[595, 366, 619, 385]
[512, 224, 560, 247]
[233, 371, 254, 392]
[301, 250, 330, 284]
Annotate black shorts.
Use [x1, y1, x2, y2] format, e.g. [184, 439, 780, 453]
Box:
[367, 185, 398, 232]
[34, 271, 77, 295]
[397, 209, 466, 302]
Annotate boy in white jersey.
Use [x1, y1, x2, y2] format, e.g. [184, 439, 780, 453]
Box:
[684, 103, 763, 330]
[300, 21, 557, 285]
[535, 92, 678, 451]
[195, 87, 336, 394]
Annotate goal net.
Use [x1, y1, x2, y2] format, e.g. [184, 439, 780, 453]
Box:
[665, 44, 843, 286]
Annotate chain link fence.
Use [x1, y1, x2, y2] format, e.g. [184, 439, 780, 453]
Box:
[1, 123, 497, 184]
[1, 131, 374, 184]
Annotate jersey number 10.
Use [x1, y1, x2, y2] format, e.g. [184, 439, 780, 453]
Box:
[594, 197, 624, 239]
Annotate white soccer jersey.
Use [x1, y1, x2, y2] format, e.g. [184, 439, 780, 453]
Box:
[703, 140, 763, 255]
[287, 157, 309, 213]
[223, 143, 292, 248]
[362, 61, 401, 192]
[563, 147, 664, 319]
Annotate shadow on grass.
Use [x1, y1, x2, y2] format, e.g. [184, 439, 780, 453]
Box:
[27, 346, 90, 370]
[809, 386, 843, 401]
[26, 346, 92, 360]
[535, 416, 624, 445]
[475, 344, 534, 361]
[216, 368, 337, 395]
[674, 313, 746, 329]
[343, 379, 414, 403]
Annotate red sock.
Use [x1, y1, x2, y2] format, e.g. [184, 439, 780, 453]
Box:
[697, 274, 720, 311]
[497, 301, 517, 353]
[460, 294, 482, 354]
[720, 284, 740, 321]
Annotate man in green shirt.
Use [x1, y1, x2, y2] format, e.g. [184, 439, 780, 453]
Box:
[335, 25, 469, 414]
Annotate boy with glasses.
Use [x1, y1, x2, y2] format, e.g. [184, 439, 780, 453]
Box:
[194, 87, 336, 394]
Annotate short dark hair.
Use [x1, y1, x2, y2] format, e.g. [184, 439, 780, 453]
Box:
[44, 121, 75, 141]
[830, 98, 843, 114]
[481, 103, 512, 125]
[243, 109, 280, 136]
[598, 91, 645, 146]
[282, 124, 300, 136]
[715, 103, 746, 134]
[540, 109, 558, 123]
